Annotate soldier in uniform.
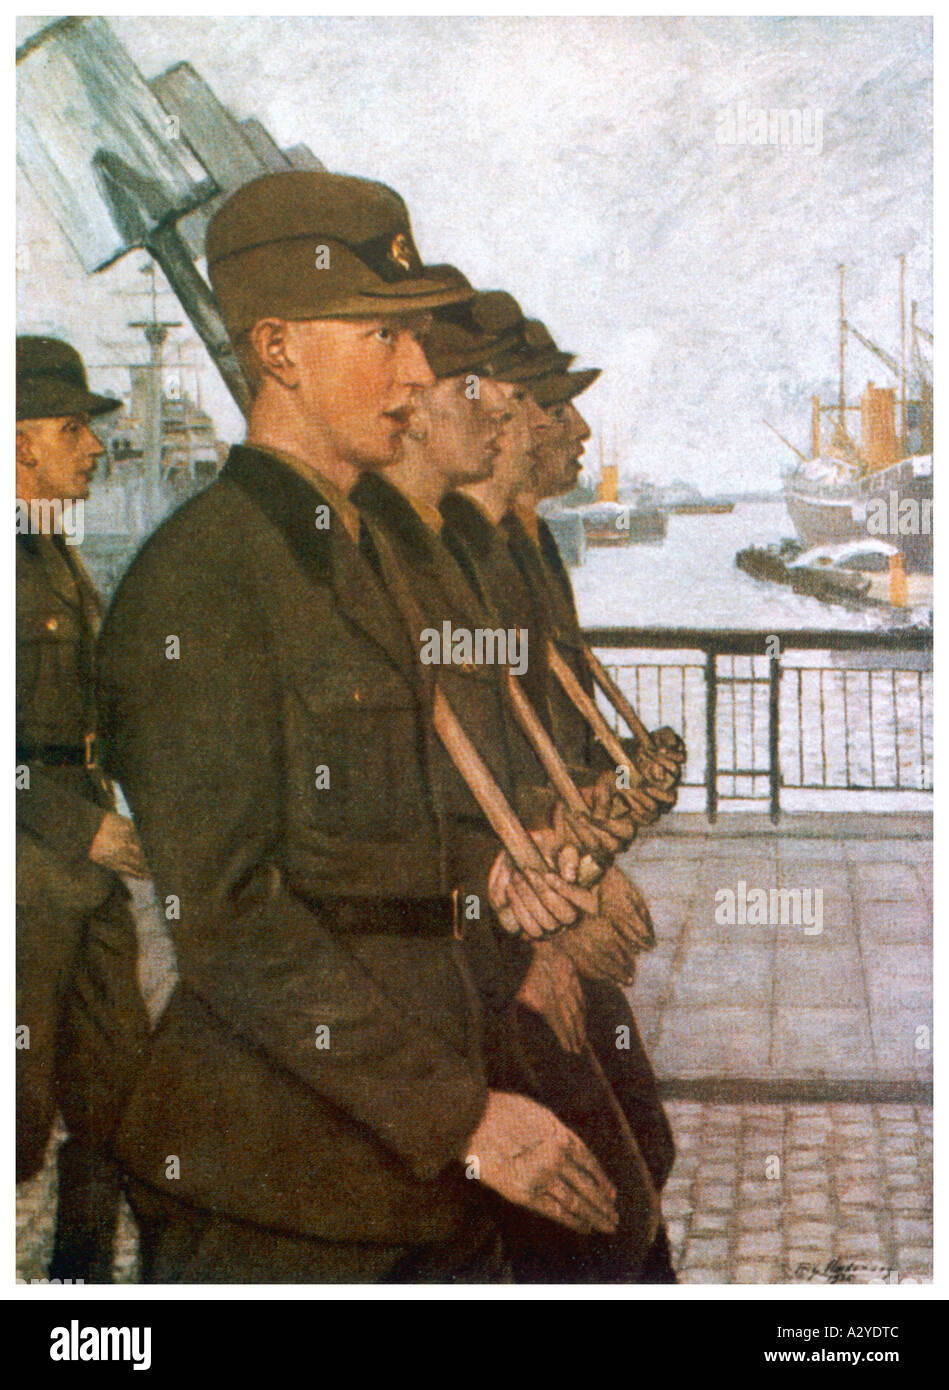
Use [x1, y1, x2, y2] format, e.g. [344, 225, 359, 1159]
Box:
[508, 364, 687, 787]
[94, 172, 619, 1283]
[16, 337, 151, 1280]
[438, 317, 683, 1279]
[351, 289, 676, 1278]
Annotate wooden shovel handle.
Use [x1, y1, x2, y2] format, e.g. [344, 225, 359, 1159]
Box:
[505, 670, 589, 817]
[581, 645, 655, 752]
[432, 686, 600, 916]
[432, 686, 548, 874]
[547, 644, 646, 790]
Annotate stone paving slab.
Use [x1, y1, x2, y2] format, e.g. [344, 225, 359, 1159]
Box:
[622, 815, 932, 1090]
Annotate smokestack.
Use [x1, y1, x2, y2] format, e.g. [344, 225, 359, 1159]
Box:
[860, 383, 898, 472]
[599, 463, 618, 503]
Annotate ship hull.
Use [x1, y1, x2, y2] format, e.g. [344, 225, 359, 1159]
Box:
[784, 458, 932, 574]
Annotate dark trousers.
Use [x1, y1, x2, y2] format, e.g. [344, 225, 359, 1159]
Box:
[49, 1136, 124, 1284]
[125, 1178, 508, 1285]
[483, 998, 677, 1283]
[47, 883, 150, 1283]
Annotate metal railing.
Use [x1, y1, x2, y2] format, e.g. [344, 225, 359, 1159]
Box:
[585, 627, 933, 823]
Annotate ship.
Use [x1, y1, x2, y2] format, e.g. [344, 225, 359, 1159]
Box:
[656, 481, 736, 515]
[82, 288, 227, 595]
[577, 461, 667, 547]
[667, 500, 735, 515]
[777, 260, 932, 574]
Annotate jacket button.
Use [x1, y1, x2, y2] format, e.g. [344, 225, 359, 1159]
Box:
[45, 617, 58, 632]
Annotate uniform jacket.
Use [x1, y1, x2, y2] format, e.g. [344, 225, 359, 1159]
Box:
[501, 513, 602, 768]
[355, 477, 676, 1267]
[441, 492, 554, 727]
[351, 472, 537, 1010]
[440, 496, 675, 1194]
[95, 446, 489, 1244]
[16, 531, 146, 1180]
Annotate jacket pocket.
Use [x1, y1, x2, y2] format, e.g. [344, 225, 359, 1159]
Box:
[287, 660, 429, 837]
[17, 618, 86, 741]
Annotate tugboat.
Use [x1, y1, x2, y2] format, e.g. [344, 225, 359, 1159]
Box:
[777, 260, 932, 574]
[576, 461, 668, 546]
[735, 536, 934, 609]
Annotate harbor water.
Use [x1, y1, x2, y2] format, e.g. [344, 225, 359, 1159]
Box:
[571, 501, 932, 814]
[571, 500, 931, 633]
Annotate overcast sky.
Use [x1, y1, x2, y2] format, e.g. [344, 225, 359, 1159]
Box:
[17, 14, 932, 490]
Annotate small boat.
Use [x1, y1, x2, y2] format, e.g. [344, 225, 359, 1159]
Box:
[736, 537, 902, 604]
[735, 538, 804, 583]
[786, 554, 873, 601]
[575, 501, 668, 546]
[667, 500, 735, 515]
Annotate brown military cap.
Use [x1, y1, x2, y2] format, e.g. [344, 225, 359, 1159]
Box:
[16, 336, 120, 421]
[423, 275, 527, 379]
[205, 171, 473, 337]
[482, 313, 574, 383]
[529, 366, 602, 408]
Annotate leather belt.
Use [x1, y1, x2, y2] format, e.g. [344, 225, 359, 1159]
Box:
[287, 886, 457, 938]
[17, 734, 99, 769]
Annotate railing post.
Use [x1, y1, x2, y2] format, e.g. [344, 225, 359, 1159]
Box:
[705, 646, 717, 822]
[768, 653, 781, 823]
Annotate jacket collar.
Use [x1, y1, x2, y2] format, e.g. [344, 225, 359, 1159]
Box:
[17, 528, 93, 615]
[351, 472, 439, 573]
[222, 445, 333, 584]
[537, 516, 576, 606]
[440, 491, 497, 560]
[222, 445, 410, 675]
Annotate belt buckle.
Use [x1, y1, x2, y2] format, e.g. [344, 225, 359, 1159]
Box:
[84, 732, 98, 770]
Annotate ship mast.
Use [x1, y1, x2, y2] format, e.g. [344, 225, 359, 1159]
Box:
[836, 263, 847, 443]
[899, 252, 907, 455]
[129, 263, 181, 518]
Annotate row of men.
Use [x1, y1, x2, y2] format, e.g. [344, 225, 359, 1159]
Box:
[16, 168, 685, 1284]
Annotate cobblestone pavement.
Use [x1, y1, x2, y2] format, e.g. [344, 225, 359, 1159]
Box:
[17, 1101, 932, 1285]
[664, 1101, 932, 1285]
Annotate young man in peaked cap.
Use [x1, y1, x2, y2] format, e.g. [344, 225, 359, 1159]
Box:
[354, 287, 689, 1279]
[439, 315, 682, 1279]
[16, 337, 151, 1280]
[95, 172, 614, 1282]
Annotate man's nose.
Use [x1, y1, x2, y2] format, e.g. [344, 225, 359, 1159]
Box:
[397, 332, 436, 388]
[80, 424, 104, 456]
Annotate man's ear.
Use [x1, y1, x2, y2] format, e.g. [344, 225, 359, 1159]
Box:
[248, 319, 298, 388]
[15, 425, 37, 470]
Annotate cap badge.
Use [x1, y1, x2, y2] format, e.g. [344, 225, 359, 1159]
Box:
[388, 234, 413, 274]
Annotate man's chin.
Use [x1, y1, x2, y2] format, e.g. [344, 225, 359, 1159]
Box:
[356, 432, 404, 469]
